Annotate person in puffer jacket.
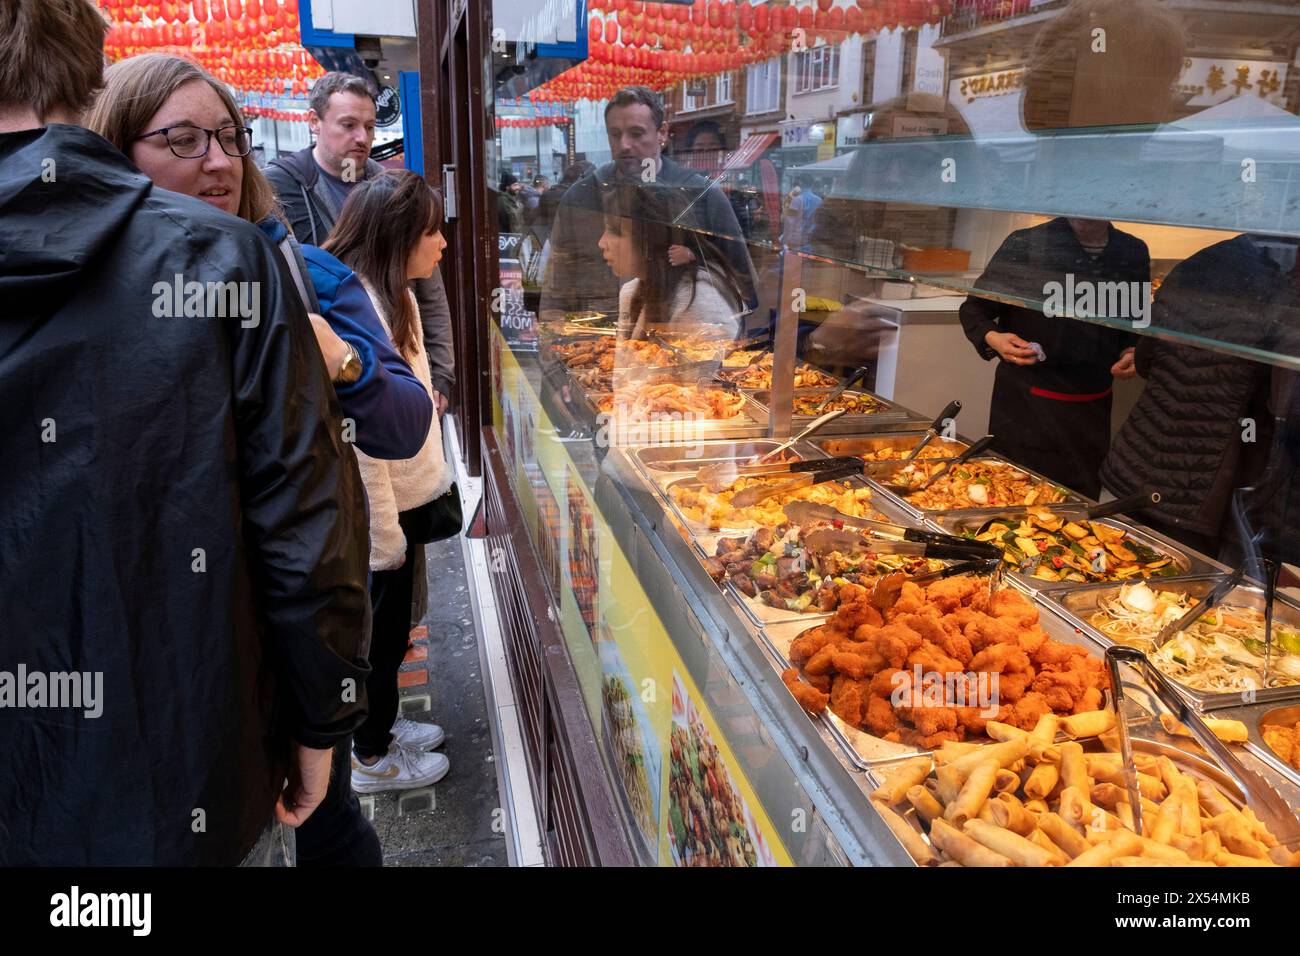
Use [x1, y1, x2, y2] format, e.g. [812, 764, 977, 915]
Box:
[322, 171, 455, 801]
[1100, 235, 1287, 560]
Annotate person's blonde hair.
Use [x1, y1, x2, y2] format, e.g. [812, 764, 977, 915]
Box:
[86, 54, 279, 226]
[0, 0, 109, 121]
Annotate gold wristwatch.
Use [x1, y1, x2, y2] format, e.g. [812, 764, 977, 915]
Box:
[334, 343, 362, 385]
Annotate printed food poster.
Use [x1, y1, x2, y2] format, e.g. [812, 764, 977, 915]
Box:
[533, 474, 563, 598]
[597, 632, 663, 862]
[565, 464, 599, 643]
[667, 670, 781, 867]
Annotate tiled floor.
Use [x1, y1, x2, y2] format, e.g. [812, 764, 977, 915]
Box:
[363, 535, 509, 867]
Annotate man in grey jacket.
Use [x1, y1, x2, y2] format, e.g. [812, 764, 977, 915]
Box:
[266, 71, 456, 415]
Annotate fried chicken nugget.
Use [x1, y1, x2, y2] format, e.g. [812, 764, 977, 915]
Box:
[831, 651, 879, 680]
[1074, 687, 1103, 713]
[804, 643, 840, 677]
[890, 581, 927, 615]
[956, 706, 995, 737]
[906, 641, 966, 678]
[869, 667, 906, 700]
[995, 671, 1032, 703]
[863, 694, 901, 737]
[989, 588, 1040, 628]
[898, 610, 974, 664]
[966, 615, 1024, 652]
[1009, 691, 1053, 730]
[830, 675, 870, 726]
[925, 575, 982, 613]
[782, 668, 829, 715]
[969, 643, 1032, 674]
[789, 623, 838, 666]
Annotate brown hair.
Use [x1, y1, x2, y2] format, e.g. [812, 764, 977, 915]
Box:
[309, 71, 375, 120]
[1022, 0, 1186, 131]
[604, 86, 666, 129]
[85, 54, 280, 225]
[0, 0, 109, 121]
[323, 170, 444, 359]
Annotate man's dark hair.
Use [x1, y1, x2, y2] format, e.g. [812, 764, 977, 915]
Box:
[685, 119, 726, 151]
[604, 86, 665, 129]
[0, 0, 109, 120]
[310, 71, 375, 119]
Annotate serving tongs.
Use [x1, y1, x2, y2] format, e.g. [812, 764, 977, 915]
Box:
[971, 490, 1164, 537]
[801, 527, 1004, 563]
[694, 407, 847, 491]
[813, 366, 871, 414]
[1262, 558, 1281, 688]
[728, 459, 866, 509]
[870, 557, 1005, 612]
[1149, 567, 1245, 651]
[876, 434, 997, 495]
[905, 399, 963, 461]
[1105, 643, 1300, 844]
[785, 501, 980, 547]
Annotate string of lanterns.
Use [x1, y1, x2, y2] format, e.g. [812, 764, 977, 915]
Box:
[532, 0, 957, 103]
[95, 0, 324, 104]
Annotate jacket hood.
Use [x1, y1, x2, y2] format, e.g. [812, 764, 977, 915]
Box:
[0, 124, 152, 315]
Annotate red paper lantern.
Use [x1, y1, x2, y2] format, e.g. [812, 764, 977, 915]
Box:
[691, 3, 705, 27]
[227, 0, 242, 18]
[211, 0, 224, 19]
[798, 5, 815, 30]
[247, 0, 260, 15]
[753, 3, 768, 31]
[845, 6, 864, 31]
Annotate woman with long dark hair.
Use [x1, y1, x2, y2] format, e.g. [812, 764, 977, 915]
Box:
[323, 171, 455, 793]
[598, 183, 747, 343]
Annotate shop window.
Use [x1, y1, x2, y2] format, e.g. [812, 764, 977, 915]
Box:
[794, 45, 840, 94]
[745, 57, 782, 114]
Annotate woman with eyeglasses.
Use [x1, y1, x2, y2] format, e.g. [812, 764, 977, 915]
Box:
[87, 54, 433, 466]
[86, 55, 439, 868]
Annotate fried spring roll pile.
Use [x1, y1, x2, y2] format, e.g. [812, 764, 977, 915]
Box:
[868, 712, 1300, 867]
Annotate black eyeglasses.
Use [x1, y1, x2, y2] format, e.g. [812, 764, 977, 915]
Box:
[136, 124, 253, 159]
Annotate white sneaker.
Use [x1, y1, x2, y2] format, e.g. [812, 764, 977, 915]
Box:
[392, 717, 445, 751]
[351, 743, 450, 793]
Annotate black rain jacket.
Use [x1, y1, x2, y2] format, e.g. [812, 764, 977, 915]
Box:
[0, 125, 371, 865]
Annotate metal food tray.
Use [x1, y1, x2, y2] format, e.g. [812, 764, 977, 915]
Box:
[866, 457, 1087, 522]
[760, 592, 1113, 771]
[744, 388, 921, 434]
[658, 471, 917, 541]
[1046, 578, 1300, 712]
[871, 732, 1270, 866]
[584, 389, 765, 446]
[632, 439, 800, 480]
[933, 509, 1214, 596]
[810, 432, 971, 462]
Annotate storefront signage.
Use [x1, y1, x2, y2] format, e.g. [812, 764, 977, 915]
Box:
[836, 112, 866, 147]
[782, 121, 830, 148]
[952, 69, 1025, 104]
[374, 86, 401, 128]
[1176, 57, 1288, 108]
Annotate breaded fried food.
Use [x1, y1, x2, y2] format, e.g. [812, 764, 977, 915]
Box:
[779, 574, 1108, 747]
[782, 668, 829, 714]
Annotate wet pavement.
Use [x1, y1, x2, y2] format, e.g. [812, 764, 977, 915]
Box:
[362, 534, 509, 867]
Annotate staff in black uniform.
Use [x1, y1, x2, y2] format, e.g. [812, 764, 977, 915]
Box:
[958, 216, 1146, 498]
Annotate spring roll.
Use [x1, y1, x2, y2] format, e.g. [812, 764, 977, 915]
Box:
[1023, 798, 1050, 815]
[984, 721, 1030, 743]
[945, 758, 999, 826]
[948, 738, 1029, 777]
[905, 785, 945, 827]
[1067, 831, 1142, 866]
[1090, 783, 1127, 809]
[1039, 812, 1090, 859]
[1150, 792, 1184, 844]
[875, 800, 938, 865]
[1213, 850, 1279, 868]
[1136, 836, 1193, 863]
[1240, 807, 1280, 849]
[1208, 812, 1268, 859]
[1060, 709, 1116, 739]
[929, 818, 1013, 867]
[994, 769, 1020, 794]
[1059, 742, 1094, 822]
[963, 819, 1057, 867]
[1029, 827, 1071, 866]
[1195, 779, 1236, 818]
[872, 756, 933, 806]
[1028, 713, 1059, 760]
[932, 741, 983, 765]
[1024, 762, 1059, 803]
[990, 793, 1037, 837]
[934, 764, 963, 806]
[1159, 713, 1249, 744]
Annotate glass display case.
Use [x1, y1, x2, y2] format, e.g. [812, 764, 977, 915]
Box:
[475, 0, 1300, 867]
